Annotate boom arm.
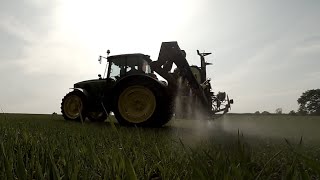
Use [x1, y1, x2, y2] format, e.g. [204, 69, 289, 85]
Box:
[150, 41, 210, 107]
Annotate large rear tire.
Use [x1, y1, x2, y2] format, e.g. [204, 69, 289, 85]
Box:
[61, 90, 87, 122]
[113, 76, 173, 127]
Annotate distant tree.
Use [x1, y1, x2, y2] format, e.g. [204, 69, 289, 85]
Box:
[297, 109, 308, 116]
[261, 111, 270, 115]
[254, 111, 260, 114]
[288, 110, 296, 115]
[297, 89, 320, 115]
[275, 108, 282, 114]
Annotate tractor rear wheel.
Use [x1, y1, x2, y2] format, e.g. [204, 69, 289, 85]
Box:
[61, 90, 87, 122]
[113, 76, 173, 127]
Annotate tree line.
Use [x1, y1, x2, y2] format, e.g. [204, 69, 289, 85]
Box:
[254, 89, 320, 115]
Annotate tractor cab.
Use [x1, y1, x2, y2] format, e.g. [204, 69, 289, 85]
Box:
[106, 53, 153, 81]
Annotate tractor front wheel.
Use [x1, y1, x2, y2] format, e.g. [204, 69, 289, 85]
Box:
[61, 90, 87, 122]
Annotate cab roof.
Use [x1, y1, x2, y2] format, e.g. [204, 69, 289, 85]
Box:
[107, 53, 152, 63]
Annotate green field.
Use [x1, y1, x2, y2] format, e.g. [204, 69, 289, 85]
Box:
[0, 113, 320, 179]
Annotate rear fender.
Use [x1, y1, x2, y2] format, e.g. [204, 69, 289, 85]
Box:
[113, 74, 166, 90]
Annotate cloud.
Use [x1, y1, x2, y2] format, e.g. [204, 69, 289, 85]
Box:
[0, 62, 74, 113]
[0, 0, 56, 31]
[293, 36, 320, 55]
[0, 0, 57, 61]
[0, 29, 27, 60]
[0, 0, 66, 113]
[210, 30, 320, 113]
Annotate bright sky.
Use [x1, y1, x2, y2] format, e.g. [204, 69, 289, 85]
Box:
[0, 0, 319, 114]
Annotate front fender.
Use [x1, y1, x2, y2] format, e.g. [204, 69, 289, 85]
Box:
[70, 88, 89, 97]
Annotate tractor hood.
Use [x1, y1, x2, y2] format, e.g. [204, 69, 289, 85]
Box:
[74, 79, 104, 88]
[74, 79, 107, 95]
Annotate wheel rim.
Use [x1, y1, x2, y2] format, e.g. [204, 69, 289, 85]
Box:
[118, 85, 156, 123]
[63, 95, 83, 119]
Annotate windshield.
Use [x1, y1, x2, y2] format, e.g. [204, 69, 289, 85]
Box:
[142, 61, 151, 73]
[108, 55, 152, 80]
[109, 61, 121, 81]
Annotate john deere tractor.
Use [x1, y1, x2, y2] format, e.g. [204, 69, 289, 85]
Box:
[61, 41, 233, 127]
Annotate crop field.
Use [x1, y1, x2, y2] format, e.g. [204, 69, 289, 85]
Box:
[0, 113, 320, 179]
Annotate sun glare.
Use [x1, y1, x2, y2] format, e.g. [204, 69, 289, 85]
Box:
[56, 0, 197, 57]
[54, 0, 201, 78]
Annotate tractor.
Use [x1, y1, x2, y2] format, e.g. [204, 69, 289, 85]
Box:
[61, 41, 233, 127]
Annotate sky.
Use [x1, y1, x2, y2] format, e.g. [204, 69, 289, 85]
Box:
[0, 0, 319, 114]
